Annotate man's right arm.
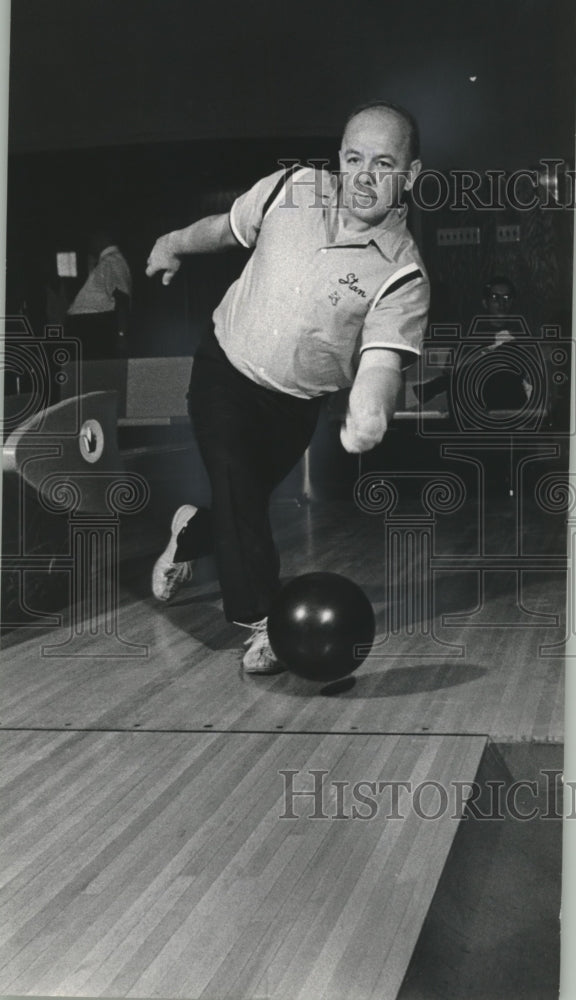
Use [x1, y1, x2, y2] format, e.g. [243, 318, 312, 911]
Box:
[145, 213, 237, 286]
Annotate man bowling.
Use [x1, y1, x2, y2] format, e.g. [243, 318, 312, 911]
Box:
[145, 101, 430, 674]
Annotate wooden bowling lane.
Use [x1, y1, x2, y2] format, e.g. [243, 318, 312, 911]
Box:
[0, 728, 486, 999]
[0, 500, 566, 742]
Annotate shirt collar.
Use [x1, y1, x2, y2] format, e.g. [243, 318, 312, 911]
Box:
[362, 205, 409, 252]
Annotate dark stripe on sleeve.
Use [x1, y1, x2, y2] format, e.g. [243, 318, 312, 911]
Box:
[381, 268, 423, 298]
[261, 163, 303, 218]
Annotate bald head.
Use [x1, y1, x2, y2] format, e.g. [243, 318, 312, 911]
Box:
[343, 101, 420, 164]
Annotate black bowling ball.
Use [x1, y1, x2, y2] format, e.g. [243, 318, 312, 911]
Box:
[268, 572, 375, 681]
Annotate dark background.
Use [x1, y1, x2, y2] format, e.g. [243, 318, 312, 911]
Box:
[6, 0, 576, 355]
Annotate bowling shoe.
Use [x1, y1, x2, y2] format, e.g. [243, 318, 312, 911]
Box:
[152, 504, 197, 601]
[239, 617, 286, 674]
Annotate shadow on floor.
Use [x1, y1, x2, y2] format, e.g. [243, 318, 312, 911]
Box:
[397, 742, 562, 1000]
[249, 662, 487, 699]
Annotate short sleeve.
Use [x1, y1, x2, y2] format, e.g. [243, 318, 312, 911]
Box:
[228, 167, 302, 249]
[360, 266, 430, 367]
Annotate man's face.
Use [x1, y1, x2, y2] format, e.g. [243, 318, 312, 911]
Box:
[338, 109, 421, 228]
[483, 282, 515, 319]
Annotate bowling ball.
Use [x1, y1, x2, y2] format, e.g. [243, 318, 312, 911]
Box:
[268, 572, 375, 682]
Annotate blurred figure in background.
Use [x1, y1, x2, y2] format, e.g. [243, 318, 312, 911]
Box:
[414, 276, 531, 411]
[66, 229, 131, 360]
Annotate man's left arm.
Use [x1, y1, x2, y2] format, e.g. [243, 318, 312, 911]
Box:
[340, 350, 402, 453]
[340, 270, 429, 453]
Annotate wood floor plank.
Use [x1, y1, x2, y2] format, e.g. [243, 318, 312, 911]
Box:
[1, 499, 564, 742]
[0, 494, 564, 994]
[0, 621, 563, 742]
[196, 734, 409, 999]
[0, 730, 486, 998]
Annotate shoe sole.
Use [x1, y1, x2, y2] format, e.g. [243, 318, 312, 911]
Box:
[152, 505, 197, 601]
[158, 504, 197, 565]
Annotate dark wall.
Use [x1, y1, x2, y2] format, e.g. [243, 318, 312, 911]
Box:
[418, 174, 573, 336]
[9, 0, 575, 168]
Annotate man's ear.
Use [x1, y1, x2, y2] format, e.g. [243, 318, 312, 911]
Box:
[404, 159, 423, 192]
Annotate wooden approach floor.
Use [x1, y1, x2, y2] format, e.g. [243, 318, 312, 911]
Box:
[0, 496, 566, 998]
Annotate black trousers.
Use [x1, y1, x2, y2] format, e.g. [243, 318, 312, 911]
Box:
[174, 330, 322, 624]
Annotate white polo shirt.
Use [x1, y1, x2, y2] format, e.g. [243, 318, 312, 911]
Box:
[213, 166, 429, 398]
[68, 245, 131, 316]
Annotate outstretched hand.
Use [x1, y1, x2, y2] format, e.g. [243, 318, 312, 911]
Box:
[145, 233, 182, 286]
[340, 410, 388, 453]
[339, 352, 401, 453]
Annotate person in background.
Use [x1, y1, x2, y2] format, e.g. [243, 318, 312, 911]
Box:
[66, 229, 131, 360]
[414, 276, 532, 411]
[146, 101, 430, 674]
